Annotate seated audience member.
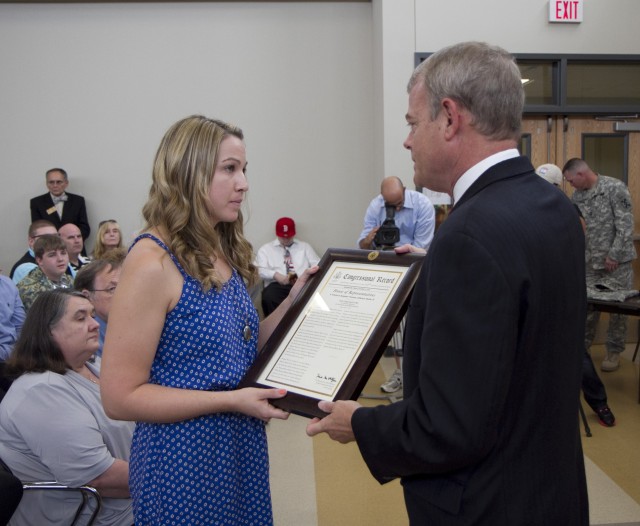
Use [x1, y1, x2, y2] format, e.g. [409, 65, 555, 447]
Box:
[59, 223, 91, 277]
[357, 176, 436, 394]
[92, 220, 124, 259]
[255, 217, 320, 316]
[0, 468, 22, 525]
[17, 235, 73, 311]
[535, 163, 563, 186]
[74, 249, 126, 356]
[357, 176, 435, 250]
[0, 274, 26, 362]
[9, 220, 57, 285]
[0, 290, 134, 526]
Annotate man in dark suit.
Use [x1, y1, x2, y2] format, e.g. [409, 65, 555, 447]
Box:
[307, 42, 589, 525]
[30, 168, 90, 241]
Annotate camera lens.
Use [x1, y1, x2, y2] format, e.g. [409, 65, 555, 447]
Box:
[384, 205, 396, 219]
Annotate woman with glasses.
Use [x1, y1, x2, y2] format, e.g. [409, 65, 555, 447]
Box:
[74, 249, 126, 357]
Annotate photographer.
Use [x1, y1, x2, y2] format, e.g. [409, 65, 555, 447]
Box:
[358, 176, 435, 251]
[357, 176, 435, 393]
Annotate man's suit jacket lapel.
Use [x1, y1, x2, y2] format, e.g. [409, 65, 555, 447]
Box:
[40, 194, 60, 221]
[46, 193, 73, 223]
[42, 193, 55, 210]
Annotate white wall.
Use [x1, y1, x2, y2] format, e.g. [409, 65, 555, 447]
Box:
[414, 0, 639, 55]
[2, 0, 638, 276]
[374, 0, 640, 187]
[372, 0, 416, 189]
[0, 2, 375, 274]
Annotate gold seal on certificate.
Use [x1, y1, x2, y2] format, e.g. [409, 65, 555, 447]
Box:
[240, 248, 424, 418]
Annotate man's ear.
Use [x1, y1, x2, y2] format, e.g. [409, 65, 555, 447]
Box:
[441, 98, 460, 139]
[81, 289, 91, 299]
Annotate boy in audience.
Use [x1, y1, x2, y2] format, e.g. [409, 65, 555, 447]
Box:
[17, 234, 73, 311]
[9, 220, 57, 284]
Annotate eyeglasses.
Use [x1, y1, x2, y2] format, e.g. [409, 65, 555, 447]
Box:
[99, 220, 117, 227]
[89, 285, 117, 295]
[47, 180, 66, 185]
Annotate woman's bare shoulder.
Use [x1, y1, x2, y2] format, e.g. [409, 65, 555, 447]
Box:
[126, 234, 173, 271]
[121, 235, 182, 296]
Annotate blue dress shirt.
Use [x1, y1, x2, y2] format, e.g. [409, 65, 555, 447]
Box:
[12, 249, 37, 285]
[0, 275, 26, 361]
[358, 189, 436, 249]
[96, 316, 107, 357]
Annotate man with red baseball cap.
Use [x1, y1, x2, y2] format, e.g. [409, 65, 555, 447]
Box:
[255, 217, 320, 316]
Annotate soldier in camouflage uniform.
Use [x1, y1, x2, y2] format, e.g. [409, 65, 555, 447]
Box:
[17, 234, 73, 311]
[563, 158, 637, 372]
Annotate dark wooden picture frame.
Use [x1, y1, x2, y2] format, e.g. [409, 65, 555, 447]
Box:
[240, 248, 425, 418]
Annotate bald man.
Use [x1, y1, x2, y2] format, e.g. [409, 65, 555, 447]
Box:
[358, 176, 435, 251]
[357, 176, 436, 393]
[58, 223, 90, 277]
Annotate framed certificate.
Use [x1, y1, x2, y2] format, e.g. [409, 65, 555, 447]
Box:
[240, 248, 425, 418]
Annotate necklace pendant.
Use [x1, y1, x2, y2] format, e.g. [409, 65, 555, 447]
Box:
[243, 324, 252, 341]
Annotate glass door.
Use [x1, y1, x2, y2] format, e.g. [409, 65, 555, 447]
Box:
[520, 115, 640, 288]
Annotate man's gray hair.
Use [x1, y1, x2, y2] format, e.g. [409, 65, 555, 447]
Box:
[408, 41, 524, 142]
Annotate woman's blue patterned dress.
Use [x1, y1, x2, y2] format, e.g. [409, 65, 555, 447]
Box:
[129, 234, 271, 525]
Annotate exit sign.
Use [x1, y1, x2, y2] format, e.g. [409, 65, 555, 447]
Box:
[549, 0, 583, 23]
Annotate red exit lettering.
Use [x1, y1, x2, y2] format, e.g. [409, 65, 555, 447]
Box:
[556, 0, 579, 19]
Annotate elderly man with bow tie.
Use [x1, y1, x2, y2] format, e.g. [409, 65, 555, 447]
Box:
[29, 167, 91, 242]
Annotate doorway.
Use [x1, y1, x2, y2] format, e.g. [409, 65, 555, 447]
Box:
[520, 115, 640, 288]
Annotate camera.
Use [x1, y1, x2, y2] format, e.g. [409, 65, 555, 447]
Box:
[374, 205, 401, 249]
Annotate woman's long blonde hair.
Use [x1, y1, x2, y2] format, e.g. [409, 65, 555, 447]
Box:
[142, 115, 256, 291]
[93, 220, 123, 259]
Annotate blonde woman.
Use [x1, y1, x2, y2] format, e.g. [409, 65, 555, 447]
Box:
[92, 220, 123, 259]
[101, 115, 315, 525]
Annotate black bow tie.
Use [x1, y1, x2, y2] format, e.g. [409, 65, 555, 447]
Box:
[52, 194, 68, 204]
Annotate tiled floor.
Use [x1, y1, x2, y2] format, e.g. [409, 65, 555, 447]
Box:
[268, 344, 640, 525]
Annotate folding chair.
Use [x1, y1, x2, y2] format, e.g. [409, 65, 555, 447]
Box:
[0, 458, 102, 526]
